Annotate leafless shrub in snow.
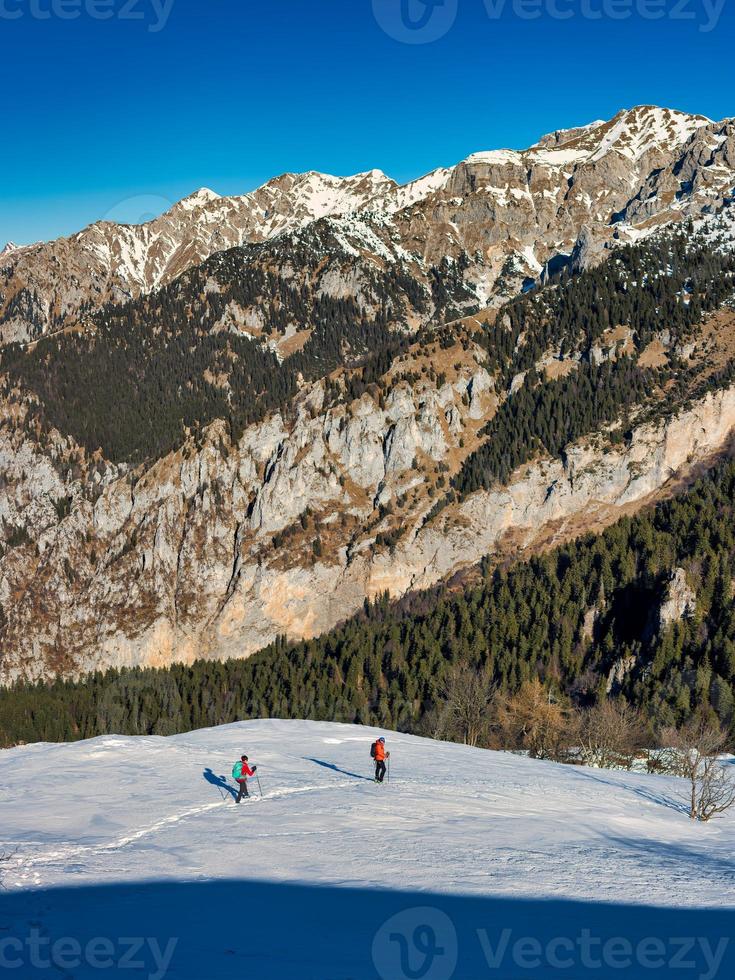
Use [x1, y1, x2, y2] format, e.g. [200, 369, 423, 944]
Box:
[579, 700, 649, 770]
[660, 718, 735, 822]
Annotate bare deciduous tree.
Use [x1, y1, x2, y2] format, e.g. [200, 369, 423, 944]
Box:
[660, 718, 735, 822]
[435, 664, 495, 747]
[580, 700, 648, 770]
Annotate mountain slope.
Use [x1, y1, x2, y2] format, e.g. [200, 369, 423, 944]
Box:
[6, 451, 735, 744]
[2, 719, 733, 904]
[2, 108, 735, 684]
[0, 169, 397, 345]
[2, 213, 735, 682]
[2, 106, 734, 347]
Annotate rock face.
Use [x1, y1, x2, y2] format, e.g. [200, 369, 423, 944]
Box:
[571, 226, 608, 273]
[607, 656, 638, 695]
[658, 568, 697, 631]
[2, 106, 734, 345]
[2, 355, 735, 683]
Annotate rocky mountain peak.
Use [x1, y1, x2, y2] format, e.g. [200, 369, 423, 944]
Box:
[577, 105, 710, 161]
[522, 106, 711, 165]
[533, 118, 607, 150]
[174, 187, 222, 210]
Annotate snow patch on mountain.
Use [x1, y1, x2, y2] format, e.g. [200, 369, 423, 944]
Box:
[0, 241, 17, 257]
[176, 187, 222, 209]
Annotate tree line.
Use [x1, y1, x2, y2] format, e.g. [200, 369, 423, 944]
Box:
[435, 670, 735, 822]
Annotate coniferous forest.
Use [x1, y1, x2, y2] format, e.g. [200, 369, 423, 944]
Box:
[0, 228, 473, 464]
[3, 227, 734, 478]
[4, 456, 735, 747]
[449, 232, 735, 498]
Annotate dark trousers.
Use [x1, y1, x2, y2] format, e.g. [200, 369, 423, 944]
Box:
[236, 780, 249, 802]
[375, 760, 386, 782]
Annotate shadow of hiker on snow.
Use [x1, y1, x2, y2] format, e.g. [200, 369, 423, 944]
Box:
[305, 758, 373, 781]
[203, 768, 237, 800]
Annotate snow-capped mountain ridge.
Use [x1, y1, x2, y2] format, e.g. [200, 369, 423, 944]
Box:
[0, 104, 733, 348]
[465, 107, 712, 173]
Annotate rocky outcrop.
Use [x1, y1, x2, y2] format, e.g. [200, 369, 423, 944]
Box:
[658, 567, 697, 631]
[606, 655, 638, 695]
[571, 226, 608, 273]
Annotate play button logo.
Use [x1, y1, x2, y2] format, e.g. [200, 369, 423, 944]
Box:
[372, 0, 459, 44]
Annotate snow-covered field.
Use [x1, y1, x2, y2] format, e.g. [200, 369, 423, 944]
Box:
[1, 720, 734, 978]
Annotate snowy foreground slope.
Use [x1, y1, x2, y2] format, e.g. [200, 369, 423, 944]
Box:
[1, 720, 735, 979]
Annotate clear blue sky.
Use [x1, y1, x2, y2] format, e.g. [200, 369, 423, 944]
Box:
[0, 0, 732, 244]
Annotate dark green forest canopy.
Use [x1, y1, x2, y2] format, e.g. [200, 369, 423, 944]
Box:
[0, 254, 400, 464]
[5, 456, 735, 747]
[0, 229, 473, 465]
[2, 229, 733, 473]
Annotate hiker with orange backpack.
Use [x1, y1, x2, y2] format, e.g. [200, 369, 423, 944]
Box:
[370, 736, 390, 783]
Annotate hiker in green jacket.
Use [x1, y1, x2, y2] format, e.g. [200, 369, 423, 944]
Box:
[232, 755, 257, 803]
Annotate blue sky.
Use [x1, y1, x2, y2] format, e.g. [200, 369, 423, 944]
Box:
[0, 0, 732, 244]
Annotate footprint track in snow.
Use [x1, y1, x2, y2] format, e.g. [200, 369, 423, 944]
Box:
[9, 780, 362, 882]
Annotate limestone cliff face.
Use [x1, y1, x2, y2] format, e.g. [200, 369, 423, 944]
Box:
[393, 388, 735, 585]
[2, 362, 735, 683]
